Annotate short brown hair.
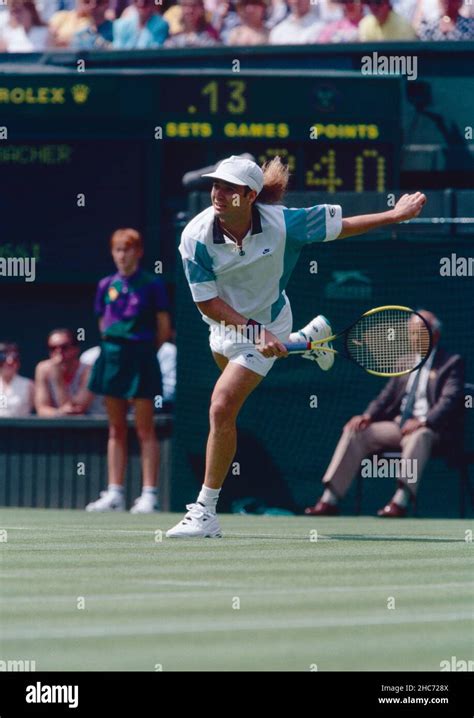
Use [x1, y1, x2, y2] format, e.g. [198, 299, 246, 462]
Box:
[110, 228, 143, 252]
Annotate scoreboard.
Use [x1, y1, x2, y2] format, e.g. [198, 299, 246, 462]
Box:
[159, 73, 400, 194]
[0, 70, 401, 281]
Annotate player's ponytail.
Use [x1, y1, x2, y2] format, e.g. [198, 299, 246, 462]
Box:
[257, 157, 290, 205]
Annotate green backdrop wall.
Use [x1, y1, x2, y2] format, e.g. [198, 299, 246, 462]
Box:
[172, 198, 474, 517]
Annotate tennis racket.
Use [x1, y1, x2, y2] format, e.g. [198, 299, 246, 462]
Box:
[284, 306, 433, 377]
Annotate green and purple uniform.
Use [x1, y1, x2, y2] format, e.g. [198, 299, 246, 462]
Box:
[89, 269, 169, 399]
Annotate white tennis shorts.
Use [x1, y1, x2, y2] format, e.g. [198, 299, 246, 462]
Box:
[208, 302, 293, 377]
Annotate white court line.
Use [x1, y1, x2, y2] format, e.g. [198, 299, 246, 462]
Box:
[1, 582, 473, 604]
[0, 526, 469, 541]
[0, 526, 155, 535]
[2, 611, 473, 641]
[2, 526, 330, 537]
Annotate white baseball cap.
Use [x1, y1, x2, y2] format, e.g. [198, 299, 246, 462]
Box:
[202, 155, 264, 194]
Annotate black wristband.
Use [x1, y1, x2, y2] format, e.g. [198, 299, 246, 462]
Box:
[245, 318, 263, 342]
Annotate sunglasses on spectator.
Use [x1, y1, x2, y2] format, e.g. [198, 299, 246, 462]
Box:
[0, 352, 19, 363]
[48, 342, 74, 353]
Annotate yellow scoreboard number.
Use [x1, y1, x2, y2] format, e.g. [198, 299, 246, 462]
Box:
[179, 78, 396, 193]
[188, 80, 247, 115]
[306, 148, 387, 193]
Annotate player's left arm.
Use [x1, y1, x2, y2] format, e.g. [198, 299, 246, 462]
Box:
[337, 192, 427, 240]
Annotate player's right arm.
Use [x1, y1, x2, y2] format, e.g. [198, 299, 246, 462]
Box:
[195, 297, 248, 330]
[196, 298, 287, 359]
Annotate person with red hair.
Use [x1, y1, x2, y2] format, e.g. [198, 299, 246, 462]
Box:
[86, 228, 171, 514]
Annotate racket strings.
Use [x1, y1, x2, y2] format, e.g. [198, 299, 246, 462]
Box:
[347, 310, 431, 374]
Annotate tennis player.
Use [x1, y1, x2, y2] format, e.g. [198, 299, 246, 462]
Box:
[86, 228, 171, 514]
[167, 156, 426, 537]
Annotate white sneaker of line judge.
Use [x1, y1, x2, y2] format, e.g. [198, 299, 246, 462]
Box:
[166, 503, 222, 538]
[288, 315, 335, 371]
[130, 492, 159, 514]
[85, 489, 125, 512]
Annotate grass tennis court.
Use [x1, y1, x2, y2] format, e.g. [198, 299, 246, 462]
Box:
[1, 509, 472, 672]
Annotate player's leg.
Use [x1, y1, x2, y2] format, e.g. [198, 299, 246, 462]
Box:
[86, 396, 128, 511]
[130, 398, 160, 514]
[204, 362, 264, 488]
[166, 309, 291, 538]
[212, 351, 229, 372]
[306, 420, 402, 515]
[204, 305, 292, 484]
[166, 362, 264, 538]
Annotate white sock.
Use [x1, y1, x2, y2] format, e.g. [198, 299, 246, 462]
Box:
[197, 485, 221, 511]
[142, 487, 157, 496]
[288, 330, 306, 343]
[321, 488, 338, 506]
[108, 484, 124, 495]
[393, 487, 410, 508]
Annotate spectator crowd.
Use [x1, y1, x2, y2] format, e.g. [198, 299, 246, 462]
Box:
[0, 0, 472, 52]
[0, 333, 176, 418]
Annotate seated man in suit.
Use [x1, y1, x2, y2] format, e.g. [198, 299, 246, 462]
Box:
[305, 310, 465, 517]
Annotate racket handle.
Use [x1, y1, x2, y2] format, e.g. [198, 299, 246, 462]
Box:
[284, 341, 311, 353]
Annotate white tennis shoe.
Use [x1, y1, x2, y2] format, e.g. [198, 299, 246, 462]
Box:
[130, 493, 159, 514]
[85, 490, 125, 512]
[166, 503, 222, 538]
[290, 315, 335, 371]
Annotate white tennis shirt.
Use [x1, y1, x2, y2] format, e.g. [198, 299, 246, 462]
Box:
[179, 202, 342, 326]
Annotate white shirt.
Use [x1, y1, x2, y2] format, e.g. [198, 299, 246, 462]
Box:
[0, 374, 33, 417]
[318, 0, 344, 22]
[0, 8, 8, 31]
[0, 24, 48, 52]
[79, 346, 101, 366]
[270, 11, 323, 44]
[179, 202, 342, 327]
